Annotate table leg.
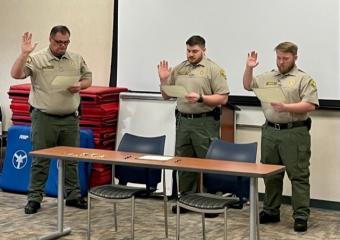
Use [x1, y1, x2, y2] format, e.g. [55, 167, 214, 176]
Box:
[39, 159, 71, 240]
[250, 177, 259, 240]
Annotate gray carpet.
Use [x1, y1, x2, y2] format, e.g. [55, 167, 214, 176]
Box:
[0, 190, 339, 240]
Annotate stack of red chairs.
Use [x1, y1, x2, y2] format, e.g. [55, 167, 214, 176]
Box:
[79, 86, 128, 187]
[8, 84, 31, 125]
[8, 84, 128, 187]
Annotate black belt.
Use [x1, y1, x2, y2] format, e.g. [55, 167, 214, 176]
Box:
[266, 120, 308, 130]
[179, 111, 215, 119]
[34, 108, 78, 118]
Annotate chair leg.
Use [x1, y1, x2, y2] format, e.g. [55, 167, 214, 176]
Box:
[201, 213, 206, 240]
[176, 203, 180, 240]
[131, 197, 135, 240]
[224, 208, 227, 240]
[113, 203, 117, 232]
[87, 195, 91, 240]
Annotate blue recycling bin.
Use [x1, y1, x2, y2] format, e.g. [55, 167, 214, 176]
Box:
[0, 125, 94, 197]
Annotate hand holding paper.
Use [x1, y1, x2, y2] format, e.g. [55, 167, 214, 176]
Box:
[253, 87, 286, 103]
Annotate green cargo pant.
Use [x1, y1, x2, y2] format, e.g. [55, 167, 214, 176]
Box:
[28, 109, 81, 203]
[176, 115, 220, 193]
[261, 124, 311, 220]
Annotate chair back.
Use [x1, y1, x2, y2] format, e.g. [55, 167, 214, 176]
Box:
[204, 139, 257, 201]
[115, 133, 166, 191]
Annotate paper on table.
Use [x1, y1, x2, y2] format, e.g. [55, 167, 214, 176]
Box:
[52, 76, 80, 88]
[253, 87, 286, 103]
[161, 85, 188, 98]
[138, 155, 173, 161]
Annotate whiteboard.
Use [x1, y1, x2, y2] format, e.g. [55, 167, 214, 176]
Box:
[116, 92, 177, 195]
[117, 0, 340, 100]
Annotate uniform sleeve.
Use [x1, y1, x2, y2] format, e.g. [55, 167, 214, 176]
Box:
[80, 57, 92, 80]
[300, 76, 319, 106]
[24, 56, 33, 77]
[249, 76, 259, 89]
[210, 65, 229, 94]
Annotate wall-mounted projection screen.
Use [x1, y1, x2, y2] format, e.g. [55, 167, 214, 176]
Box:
[117, 0, 339, 100]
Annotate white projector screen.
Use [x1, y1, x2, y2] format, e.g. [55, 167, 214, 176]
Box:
[117, 0, 340, 100]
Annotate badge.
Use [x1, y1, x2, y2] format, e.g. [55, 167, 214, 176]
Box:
[288, 79, 296, 87]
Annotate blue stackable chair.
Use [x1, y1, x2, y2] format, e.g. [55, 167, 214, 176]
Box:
[87, 133, 168, 240]
[176, 139, 258, 240]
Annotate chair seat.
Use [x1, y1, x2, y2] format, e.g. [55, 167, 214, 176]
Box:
[179, 193, 240, 210]
[90, 184, 147, 199]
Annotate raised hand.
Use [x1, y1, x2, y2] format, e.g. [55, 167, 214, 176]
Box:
[157, 60, 171, 84]
[21, 32, 37, 55]
[246, 51, 259, 69]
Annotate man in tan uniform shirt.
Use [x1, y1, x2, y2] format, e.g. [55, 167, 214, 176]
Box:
[11, 25, 92, 214]
[158, 35, 229, 215]
[243, 42, 319, 232]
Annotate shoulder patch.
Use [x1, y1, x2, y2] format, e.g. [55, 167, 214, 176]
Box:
[309, 79, 317, 90]
[220, 69, 226, 79]
[26, 56, 32, 64]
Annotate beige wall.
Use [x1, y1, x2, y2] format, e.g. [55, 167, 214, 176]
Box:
[0, 0, 114, 129]
[236, 106, 340, 202]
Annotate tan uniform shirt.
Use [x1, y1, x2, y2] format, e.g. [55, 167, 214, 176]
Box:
[167, 56, 229, 113]
[24, 48, 92, 115]
[250, 66, 319, 123]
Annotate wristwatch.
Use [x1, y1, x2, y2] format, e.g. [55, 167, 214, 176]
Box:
[198, 94, 203, 103]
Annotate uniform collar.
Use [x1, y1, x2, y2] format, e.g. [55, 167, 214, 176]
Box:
[273, 65, 299, 77]
[46, 47, 71, 62]
[184, 56, 208, 67]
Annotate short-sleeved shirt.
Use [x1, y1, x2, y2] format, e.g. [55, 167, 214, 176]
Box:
[24, 48, 92, 115]
[167, 56, 229, 113]
[250, 66, 319, 123]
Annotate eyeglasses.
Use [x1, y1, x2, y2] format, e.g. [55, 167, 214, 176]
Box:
[52, 38, 70, 46]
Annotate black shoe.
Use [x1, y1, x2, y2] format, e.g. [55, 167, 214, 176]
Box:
[204, 213, 219, 218]
[259, 211, 280, 224]
[294, 218, 307, 232]
[66, 198, 88, 209]
[25, 200, 41, 214]
[172, 205, 189, 214]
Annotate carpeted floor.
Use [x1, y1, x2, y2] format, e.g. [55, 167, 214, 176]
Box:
[0, 190, 339, 240]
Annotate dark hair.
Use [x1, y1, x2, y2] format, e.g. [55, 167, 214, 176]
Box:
[186, 35, 205, 47]
[275, 42, 298, 55]
[50, 25, 71, 37]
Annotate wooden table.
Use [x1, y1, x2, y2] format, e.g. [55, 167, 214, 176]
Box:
[30, 146, 285, 240]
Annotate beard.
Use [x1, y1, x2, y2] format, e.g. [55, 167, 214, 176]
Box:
[278, 62, 295, 74]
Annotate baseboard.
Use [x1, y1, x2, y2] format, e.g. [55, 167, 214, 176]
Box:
[259, 193, 340, 211]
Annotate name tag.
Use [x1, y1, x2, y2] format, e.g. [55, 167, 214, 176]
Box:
[42, 65, 54, 70]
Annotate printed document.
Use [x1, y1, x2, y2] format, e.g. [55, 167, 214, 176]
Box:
[161, 85, 188, 98]
[253, 87, 286, 103]
[138, 155, 173, 161]
[52, 76, 80, 88]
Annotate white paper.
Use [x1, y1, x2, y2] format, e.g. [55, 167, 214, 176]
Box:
[253, 87, 286, 103]
[138, 155, 173, 161]
[52, 76, 80, 88]
[161, 85, 188, 98]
